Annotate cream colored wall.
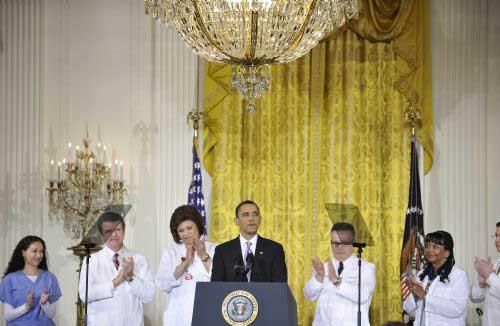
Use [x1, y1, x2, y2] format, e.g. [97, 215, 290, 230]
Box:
[1, 0, 208, 324]
[485, 0, 500, 260]
[425, 0, 500, 324]
[1, 0, 47, 323]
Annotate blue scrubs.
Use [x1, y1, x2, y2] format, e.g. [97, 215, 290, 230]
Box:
[0, 270, 62, 325]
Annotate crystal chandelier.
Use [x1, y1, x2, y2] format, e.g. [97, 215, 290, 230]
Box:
[46, 135, 127, 240]
[145, 0, 358, 111]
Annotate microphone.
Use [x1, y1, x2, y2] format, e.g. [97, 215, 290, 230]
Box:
[233, 256, 245, 274]
[81, 241, 97, 249]
[352, 242, 366, 248]
[245, 252, 254, 271]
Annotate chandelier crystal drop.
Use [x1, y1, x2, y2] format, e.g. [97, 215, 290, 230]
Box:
[145, 0, 359, 111]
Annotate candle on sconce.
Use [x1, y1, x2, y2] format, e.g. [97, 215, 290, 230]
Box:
[89, 158, 94, 179]
[75, 145, 80, 163]
[119, 161, 124, 182]
[97, 142, 101, 162]
[57, 162, 61, 182]
[107, 162, 112, 183]
[62, 158, 67, 179]
[68, 142, 72, 162]
[50, 160, 54, 181]
[103, 145, 107, 163]
[113, 160, 119, 181]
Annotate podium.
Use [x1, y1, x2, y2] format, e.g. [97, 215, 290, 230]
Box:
[192, 282, 297, 326]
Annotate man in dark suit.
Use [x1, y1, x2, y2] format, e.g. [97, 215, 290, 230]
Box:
[211, 200, 287, 282]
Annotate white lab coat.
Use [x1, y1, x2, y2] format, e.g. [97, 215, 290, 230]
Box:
[155, 241, 216, 326]
[470, 259, 500, 326]
[403, 265, 468, 326]
[303, 256, 376, 326]
[78, 245, 155, 326]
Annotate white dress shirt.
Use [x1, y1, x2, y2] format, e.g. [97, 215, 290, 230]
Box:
[470, 259, 500, 326]
[155, 241, 216, 326]
[403, 265, 468, 326]
[303, 256, 376, 326]
[78, 245, 155, 326]
[239, 234, 258, 258]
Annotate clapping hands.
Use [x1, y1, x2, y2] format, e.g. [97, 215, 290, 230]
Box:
[174, 245, 195, 279]
[184, 244, 195, 267]
[121, 257, 135, 281]
[25, 289, 50, 310]
[326, 260, 339, 284]
[475, 256, 494, 285]
[311, 257, 341, 285]
[113, 256, 135, 286]
[311, 257, 325, 282]
[407, 275, 426, 300]
[25, 291, 34, 310]
[40, 290, 50, 305]
[193, 237, 208, 259]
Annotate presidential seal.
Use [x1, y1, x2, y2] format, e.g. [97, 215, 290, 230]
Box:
[221, 290, 258, 326]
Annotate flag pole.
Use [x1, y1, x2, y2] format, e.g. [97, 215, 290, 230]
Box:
[401, 106, 425, 324]
[187, 56, 204, 140]
[404, 106, 422, 138]
[186, 56, 208, 235]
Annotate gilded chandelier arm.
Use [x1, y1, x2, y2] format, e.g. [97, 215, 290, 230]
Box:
[47, 134, 127, 239]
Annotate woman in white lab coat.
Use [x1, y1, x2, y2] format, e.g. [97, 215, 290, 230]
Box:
[155, 205, 216, 326]
[403, 231, 469, 326]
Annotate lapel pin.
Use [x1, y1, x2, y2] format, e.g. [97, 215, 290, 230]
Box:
[259, 251, 264, 255]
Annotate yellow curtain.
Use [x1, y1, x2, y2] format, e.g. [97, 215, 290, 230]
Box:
[349, 0, 434, 173]
[202, 1, 432, 325]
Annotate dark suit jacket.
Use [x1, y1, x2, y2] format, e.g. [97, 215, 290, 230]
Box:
[211, 235, 287, 282]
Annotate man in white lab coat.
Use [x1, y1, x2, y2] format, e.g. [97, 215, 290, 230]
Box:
[303, 222, 376, 326]
[470, 221, 500, 326]
[78, 211, 155, 326]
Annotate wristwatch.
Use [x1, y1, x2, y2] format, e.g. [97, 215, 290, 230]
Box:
[333, 277, 342, 286]
[201, 255, 211, 263]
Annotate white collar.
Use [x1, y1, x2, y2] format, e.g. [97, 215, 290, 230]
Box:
[333, 255, 355, 267]
[103, 244, 126, 258]
[239, 234, 258, 252]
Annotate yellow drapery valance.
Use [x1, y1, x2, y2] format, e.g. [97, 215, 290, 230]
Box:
[350, 0, 433, 173]
[204, 0, 433, 175]
[202, 1, 432, 325]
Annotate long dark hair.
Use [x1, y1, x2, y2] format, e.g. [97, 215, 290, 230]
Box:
[3, 235, 48, 278]
[419, 231, 455, 283]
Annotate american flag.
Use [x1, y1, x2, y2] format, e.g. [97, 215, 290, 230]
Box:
[187, 137, 207, 234]
[400, 136, 425, 301]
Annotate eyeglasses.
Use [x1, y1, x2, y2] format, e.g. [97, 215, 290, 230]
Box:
[331, 241, 353, 248]
[491, 233, 500, 239]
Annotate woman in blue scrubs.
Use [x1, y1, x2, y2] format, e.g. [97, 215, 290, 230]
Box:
[0, 235, 62, 325]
